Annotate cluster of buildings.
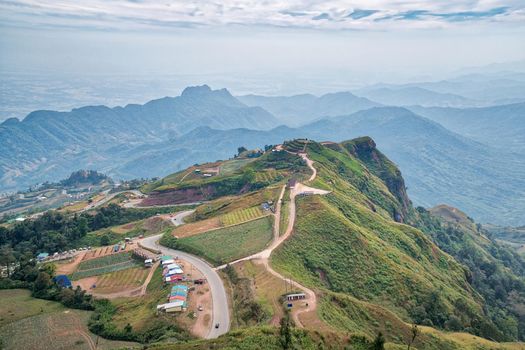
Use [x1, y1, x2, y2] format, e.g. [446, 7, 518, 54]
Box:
[156, 255, 189, 313]
[161, 256, 185, 283]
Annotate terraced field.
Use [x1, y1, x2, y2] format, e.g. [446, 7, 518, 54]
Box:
[220, 206, 266, 226]
[254, 169, 279, 183]
[71, 252, 140, 280]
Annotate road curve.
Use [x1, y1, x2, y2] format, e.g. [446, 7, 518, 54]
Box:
[140, 210, 230, 339]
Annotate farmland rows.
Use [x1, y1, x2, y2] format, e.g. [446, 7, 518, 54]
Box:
[220, 206, 265, 226]
[255, 170, 278, 183]
[96, 267, 148, 289]
[71, 260, 139, 280]
[77, 252, 133, 270]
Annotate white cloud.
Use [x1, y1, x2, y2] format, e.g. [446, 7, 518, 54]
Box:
[1, 0, 524, 31]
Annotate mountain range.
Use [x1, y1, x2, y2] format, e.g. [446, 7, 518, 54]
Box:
[1, 85, 524, 226]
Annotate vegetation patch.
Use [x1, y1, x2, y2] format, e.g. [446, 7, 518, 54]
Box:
[167, 216, 273, 266]
[71, 252, 140, 280]
[220, 206, 266, 226]
[86, 267, 149, 294]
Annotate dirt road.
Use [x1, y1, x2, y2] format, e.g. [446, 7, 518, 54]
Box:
[217, 144, 328, 328]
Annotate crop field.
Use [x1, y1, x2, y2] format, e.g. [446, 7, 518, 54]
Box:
[90, 267, 149, 294]
[177, 216, 273, 266]
[172, 216, 222, 238]
[220, 206, 266, 226]
[254, 169, 279, 183]
[58, 200, 89, 213]
[0, 290, 137, 350]
[191, 186, 281, 222]
[71, 252, 140, 280]
[82, 245, 121, 260]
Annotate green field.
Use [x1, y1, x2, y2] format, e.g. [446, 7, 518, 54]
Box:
[254, 169, 279, 183]
[0, 289, 137, 350]
[220, 206, 266, 226]
[177, 216, 273, 265]
[219, 158, 254, 175]
[71, 252, 140, 280]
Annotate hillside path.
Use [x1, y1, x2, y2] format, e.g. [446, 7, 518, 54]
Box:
[217, 145, 329, 327]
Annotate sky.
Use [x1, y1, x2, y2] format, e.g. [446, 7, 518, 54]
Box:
[1, 1, 525, 99]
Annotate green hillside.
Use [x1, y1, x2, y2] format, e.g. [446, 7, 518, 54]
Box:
[269, 139, 523, 343]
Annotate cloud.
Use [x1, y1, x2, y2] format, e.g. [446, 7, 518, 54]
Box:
[0, 0, 523, 31]
[347, 9, 379, 20]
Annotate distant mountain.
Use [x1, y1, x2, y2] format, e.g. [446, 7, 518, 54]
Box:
[409, 102, 525, 151]
[368, 76, 525, 104]
[238, 91, 380, 126]
[0, 85, 279, 191]
[354, 86, 474, 107]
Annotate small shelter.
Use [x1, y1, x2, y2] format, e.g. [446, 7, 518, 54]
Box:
[286, 293, 306, 301]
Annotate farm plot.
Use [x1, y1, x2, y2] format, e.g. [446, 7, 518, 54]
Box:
[255, 169, 279, 183]
[220, 206, 266, 226]
[176, 216, 273, 266]
[89, 267, 149, 294]
[71, 252, 140, 280]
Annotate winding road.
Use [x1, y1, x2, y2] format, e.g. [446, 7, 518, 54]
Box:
[139, 145, 325, 336]
[140, 210, 230, 339]
[217, 147, 329, 327]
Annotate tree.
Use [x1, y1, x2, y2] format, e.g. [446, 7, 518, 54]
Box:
[371, 332, 385, 350]
[237, 146, 248, 156]
[0, 245, 16, 277]
[124, 323, 133, 333]
[100, 235, 110, 246]
[34, 272, 52, 292]
[407, 324, 420, 350]
[279, 311, 293, 349]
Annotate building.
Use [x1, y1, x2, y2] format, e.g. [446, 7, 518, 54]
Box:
[286, 293, 306, 301]
[157, 300, 187, 313]
[288, 178, 297, 189]
[157, 284, 189, 312]
[36, 252, 49, 261]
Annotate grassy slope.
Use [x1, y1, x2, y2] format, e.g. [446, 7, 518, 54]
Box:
[0, 289, 138, 350]
[271, 141, 496, 345]
[176, 216, 273, 266]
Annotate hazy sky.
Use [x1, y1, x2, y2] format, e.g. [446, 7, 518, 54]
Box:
[1, 1, 525, 82]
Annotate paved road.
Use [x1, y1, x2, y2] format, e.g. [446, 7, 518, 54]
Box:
[140, 210, 230, 339]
